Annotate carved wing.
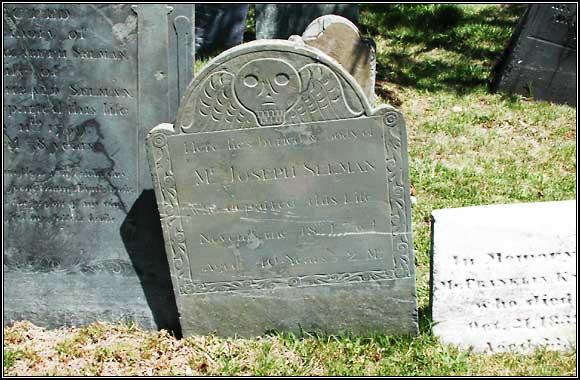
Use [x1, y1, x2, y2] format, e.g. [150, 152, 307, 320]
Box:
[180, 71, 255, 133]
[288, 64, 364, 124]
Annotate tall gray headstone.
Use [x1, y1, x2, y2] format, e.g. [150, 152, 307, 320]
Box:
[3, 4, 194, 333]
[256, 4, 358, 40]
[492, 4, 576, 106]
[147, 40, 418, 337]
[430, 200, 576, 353]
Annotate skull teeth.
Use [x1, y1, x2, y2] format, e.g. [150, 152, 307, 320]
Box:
[257, 110, 284, 126]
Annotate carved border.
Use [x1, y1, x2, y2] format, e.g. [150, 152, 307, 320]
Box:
[177, 269, 397, 295]
[148, 130, 194, 293]
[383, 110, 412, 279]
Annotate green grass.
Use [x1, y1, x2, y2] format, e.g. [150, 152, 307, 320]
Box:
[4, 4, 577, 377]
[360, 4, 526, 93]
[3, 349, 23, 370]
[3, 321, 576, 376]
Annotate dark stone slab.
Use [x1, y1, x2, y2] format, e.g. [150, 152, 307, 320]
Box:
[256, 4, 358, 40]
[3, 4, 194, 334]
[194, 4, 249, 59]
[147, 40, 418, 337]
[491, 4, 576, 106]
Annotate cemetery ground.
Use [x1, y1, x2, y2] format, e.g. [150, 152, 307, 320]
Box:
[3, 4, 576, 376]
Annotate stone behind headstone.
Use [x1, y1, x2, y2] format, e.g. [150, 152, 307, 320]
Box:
[297, 15, 376, 103]
[147, 40, 417, 337]
[492, 4, 576, 106]
[430, 200, 576, 353]
[256, 4, 358, 40]
[3, 4, 194, 333]
[194, 4, 249, 59]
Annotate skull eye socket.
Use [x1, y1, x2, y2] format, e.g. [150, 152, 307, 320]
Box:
[274, 73, 290, 86]
[243, 75, 259, 88]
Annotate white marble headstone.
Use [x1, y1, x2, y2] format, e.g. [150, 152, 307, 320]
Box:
[430, 200, 576, 353]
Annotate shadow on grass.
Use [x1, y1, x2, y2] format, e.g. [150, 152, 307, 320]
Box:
[359, 4, 527, 93]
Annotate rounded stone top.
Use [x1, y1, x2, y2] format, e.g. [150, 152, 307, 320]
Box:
[185, 39, 372, 114]
[302, 14, 361, 40]
[174, 39, 383, 132]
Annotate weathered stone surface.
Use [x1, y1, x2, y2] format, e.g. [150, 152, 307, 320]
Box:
[194, 4, 249, 58]
[298, 15, 376, 103]
[3, 4, 194, 333]
[147, 40, 417, 337]
[430, 200, 576, 353]
[491, 4, 576, 106]
[256, 4, 358, 40]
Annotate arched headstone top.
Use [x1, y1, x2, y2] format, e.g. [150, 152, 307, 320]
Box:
[302, 14, 360, 38]
[299, 15, 377, 103]
[175, 40, 381, 133]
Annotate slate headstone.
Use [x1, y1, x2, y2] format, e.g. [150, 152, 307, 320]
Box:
[3, 4, 194, 333]
[147, 39, 417, 337]
[194, 4, 249, 59]
[491, 4, 577, 106]
[256, 4, 358, 40]
[430, 200, 576, 353]
[294, 15, 376, 103]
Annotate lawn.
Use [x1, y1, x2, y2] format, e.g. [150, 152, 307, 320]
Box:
[4, 4, 577, 376]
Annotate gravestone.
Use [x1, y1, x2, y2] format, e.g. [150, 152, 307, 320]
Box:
[491, 4, 576, 106]
[147, 39, 418, 337]
[430, 200, 576, 353]
[292, 15, 376, 103]
[3, 4, 194, 333]
[194, 4, 249, 59]
[255, 4, 358, 40]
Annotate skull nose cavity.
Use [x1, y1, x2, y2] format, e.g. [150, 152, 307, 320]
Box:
[260, 80, 277, 105]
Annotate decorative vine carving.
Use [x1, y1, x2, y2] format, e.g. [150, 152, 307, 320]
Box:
[176, 270, 397, 295]
[384, 110, 411, 279]
[149, 131, 193, 290]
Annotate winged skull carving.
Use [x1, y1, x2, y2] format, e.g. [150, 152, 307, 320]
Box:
[180, 59, 365, 132]
[288, 63, 365, 124]
[180, 71, 255, 133]
[233, 58, 302, 126]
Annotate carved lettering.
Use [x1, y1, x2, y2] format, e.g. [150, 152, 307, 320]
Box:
[3, 63, 31, 77]
[200, 229, 287, 246]
[4, 168, 126, 179]
[224, 199, 296, 214]
[71, 47, 129, 61]
[103, 102, 129, 116]
[69, 84, 132, 98]
[5, 7, 71, 20]
[4, 29, 55, 41]
[329, 127, 374, 141]
[485, 337, 570, 353]
[3, 48, 67, 59]
[201, 261, 243, 273]
[487, 251, 574, 263]
[192, 168, 216, 186]
[183, 140, 217, 154]
[230, 164, 297, 183]
[4, 101, 97, 117]
[453, 255, 475, 265]
[437, 273, 561, 291]
[303, 159, 376, 176]
[6, 183, 133, 194]
[468, 314, 576, 331]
